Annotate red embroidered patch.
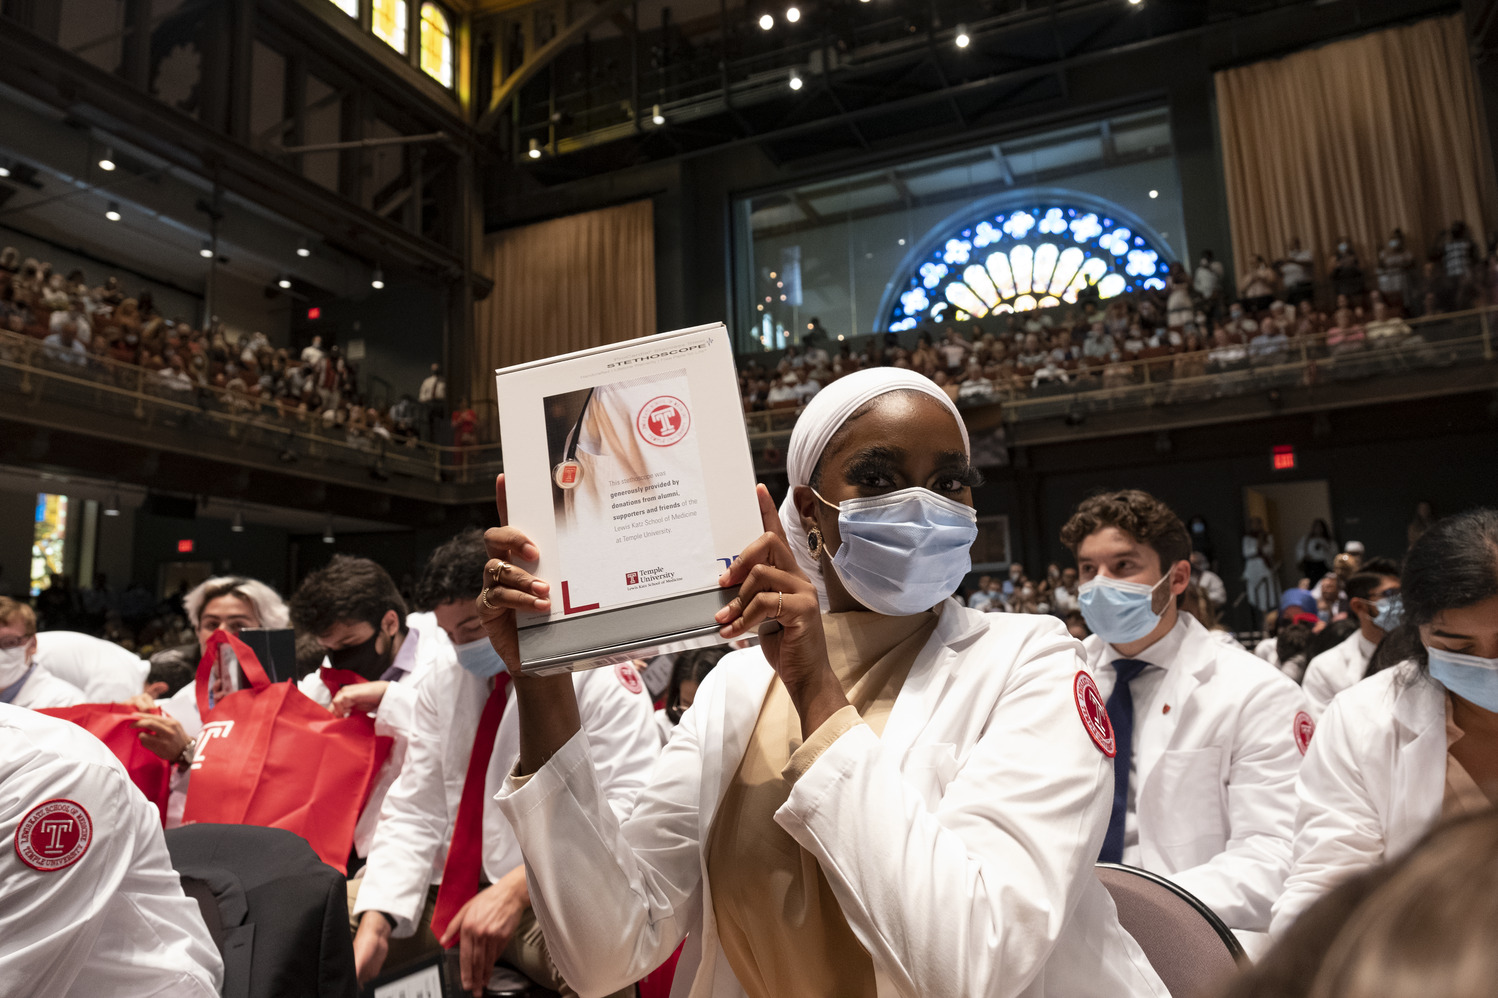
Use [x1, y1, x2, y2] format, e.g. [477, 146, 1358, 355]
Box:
[1294, 711, 1315, 756]
[14, 799, 92, 872]
[1074, 672, 1116, 758]
[615, 663, 644, 696]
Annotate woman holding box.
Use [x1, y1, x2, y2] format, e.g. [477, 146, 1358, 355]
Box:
[478, 368, 1167, 998]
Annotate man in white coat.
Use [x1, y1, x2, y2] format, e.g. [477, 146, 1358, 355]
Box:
[0, 598, 88, 709]
[1301, 557, 1401, 721]
[0, 703, 223, 996]
[351, 530, 660, 996]
[1063, 490, 1309, 953]
[289, 555, 451, 870]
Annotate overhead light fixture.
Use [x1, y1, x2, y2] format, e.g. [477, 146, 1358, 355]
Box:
[199, 239, 214, 259]
[322, 519, 336, 544]
[296, 238, 311, 258]
[955, 25, 970, 47]
[104, 492, 120, 517]
[1149, 189, 1159, 199]
[527, 138, 542, 159]
[785, 6, 800, 22]
[231, 508, 245, 533]
[277, 274, 292, 290]
[98, 147, 117, 171]
[1128, 0, 1142, 4]
[759, 13, 774, 29]
[371, 266, 384, 290]
[788, 69, 803, 91]
[0, 164, 10, 178]
[651, 104, 665, 126]
[898, 238, 906, 245]
[105, 201, 121, 222]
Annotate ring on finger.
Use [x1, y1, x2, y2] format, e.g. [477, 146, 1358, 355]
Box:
[479, 586, 500, 611]
[772, 591, 784, 619]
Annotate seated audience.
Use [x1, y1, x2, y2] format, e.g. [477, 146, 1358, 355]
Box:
[1301, 557, 1402, 721]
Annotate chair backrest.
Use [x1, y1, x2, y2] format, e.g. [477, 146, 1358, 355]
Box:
[1096, 863, 1245, 998]
[179, 874, 225, 948]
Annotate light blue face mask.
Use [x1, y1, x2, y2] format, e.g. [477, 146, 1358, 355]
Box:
[1078, 574, 1170, 645]
[454, 635, 509, 680]
[814, 487, 978, 617]
[1372, 593, 1404, 632]
[1427, 646, 1498, 713]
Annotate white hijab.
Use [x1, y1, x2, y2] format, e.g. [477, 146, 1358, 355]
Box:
[777, 368, 971, 608]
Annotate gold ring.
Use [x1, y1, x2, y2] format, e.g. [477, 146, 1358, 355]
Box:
[479, 586, 499, 610]
[773, 592, 784, 619]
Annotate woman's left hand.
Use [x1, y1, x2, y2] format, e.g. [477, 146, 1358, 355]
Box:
[716, 485, 848, 734]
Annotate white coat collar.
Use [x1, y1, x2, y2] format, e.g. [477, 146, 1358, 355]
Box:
[1389, 662, 1448, 854]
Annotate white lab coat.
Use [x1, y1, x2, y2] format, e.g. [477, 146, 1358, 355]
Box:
[1270, 662, 1443, 935]
[1301, 629, 1377, 722]
[354, 654, 660, 936]
[11, 667, 88, 709]
[0, 703, 223, 996]
[33, 632, 150, 702]
[1083, 615, 1307, 943]
[496, 604, 1169, 998]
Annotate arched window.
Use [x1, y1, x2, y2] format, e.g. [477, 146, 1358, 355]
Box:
[879, 196, 1172, 332]
[329, 0, 358, 16]
[372, 0, 409, 53]
[419, 4, 453, 88]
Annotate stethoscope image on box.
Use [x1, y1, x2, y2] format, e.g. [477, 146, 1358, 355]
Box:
[552, 387, 595, 489]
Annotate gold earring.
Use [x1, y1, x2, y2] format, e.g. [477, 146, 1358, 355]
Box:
[808, 528, 822, 556]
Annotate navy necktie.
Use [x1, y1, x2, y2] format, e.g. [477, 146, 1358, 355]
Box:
[1099, 659, 1150, 863]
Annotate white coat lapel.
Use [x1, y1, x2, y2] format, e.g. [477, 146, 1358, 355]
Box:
[697, 652, 775, 843]
[880, 601, 984, 761]
[1389, 672, 1446, 856]
[1136, 618, 1212, 798]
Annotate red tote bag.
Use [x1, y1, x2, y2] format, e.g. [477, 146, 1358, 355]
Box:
[179, 630, 392, 873]
[38, 702, 174, 825]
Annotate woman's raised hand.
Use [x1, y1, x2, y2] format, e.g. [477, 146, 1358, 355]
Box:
[716, 485, 845, 733]
[476, 473, 550, 667]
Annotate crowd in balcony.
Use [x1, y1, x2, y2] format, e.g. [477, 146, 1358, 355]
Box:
[738, 224, 1495, 413]
[0, 248, 464, 454]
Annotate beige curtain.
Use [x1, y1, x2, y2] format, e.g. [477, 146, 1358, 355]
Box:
[470, 199, 656, 414]
[1215, 14, 1497, 283]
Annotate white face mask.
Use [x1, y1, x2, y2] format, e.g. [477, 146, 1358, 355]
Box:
[0, 644, 31, 688]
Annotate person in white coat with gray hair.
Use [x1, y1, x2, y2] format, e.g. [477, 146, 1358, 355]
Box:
[477, 368, 1168, 998]
[1271, 508, 1498, 936]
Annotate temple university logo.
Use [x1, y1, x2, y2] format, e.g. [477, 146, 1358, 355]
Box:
[190, 720, 236, 770]
[625, 572, 640, 586]
[636, 395, 691, 447]
[1074, 672, 1117, 758]
[15, 799, 92, 871]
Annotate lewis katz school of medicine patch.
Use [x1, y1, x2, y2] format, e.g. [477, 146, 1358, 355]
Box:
[1074, 672, 1117, 758]
[615, 663, 645, 695]
[1294, 711, 1315, 756]
[15, 799, 92, 872]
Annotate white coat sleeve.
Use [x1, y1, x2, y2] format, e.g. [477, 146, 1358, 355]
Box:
[1301, 655, 1339, 723]
[772, 632, 1117, 998]
[373, 678, 419, 739]
[353, 671, 452, 936]
[575, 670, 663, 821]
[1165, 676, 1304, 932]
[1269, 695, 1383, 935]
[496, 672, 717, 998]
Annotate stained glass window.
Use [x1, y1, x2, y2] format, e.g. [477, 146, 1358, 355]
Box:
[30, 493, 68, 597]
[882, 202, 1170, 333]
[419, 4, 453, 87]
[372, 0, 408, 53]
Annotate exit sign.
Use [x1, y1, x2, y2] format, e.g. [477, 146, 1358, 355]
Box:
[177, 539, 194, 553]
[307, 307, 321, 320]
[1272, 445, 1296, 471]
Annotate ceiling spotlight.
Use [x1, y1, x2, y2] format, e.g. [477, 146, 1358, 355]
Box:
[527, 138, 542, 159]
[1148, 189, 1159, 199]
[1128, 0, 1142, 4]
[278, 274, 292, 290]
[105, 201, 121, 222]
[98, 147, 117, 171]
[200, 240, 214, 259]
[322, 519, 335, 544]
[651, 104, 665, 126]
[898, 238, 906, 245]
[231, 508, 245, 533]
[788, 69, 803, 91]
[785, 6, 800, 22]
[759, 13, 773, 29]
[296, 238, 311, 258]
[955, 26, 970, 47]
[104, 492, 120, 517]
[0, 165, 10, 178]
[371, 266, 384, 290]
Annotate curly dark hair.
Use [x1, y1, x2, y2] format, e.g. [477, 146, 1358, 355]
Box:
[413, 529, 490, 611]
[1059, 489, 1193, 574]
[289, 555, 408, 637]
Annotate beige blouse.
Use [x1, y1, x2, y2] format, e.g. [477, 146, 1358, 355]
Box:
[704, 607, 942, 998]
[1442, 692, 1497, 818]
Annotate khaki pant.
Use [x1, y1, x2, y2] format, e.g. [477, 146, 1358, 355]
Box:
[347, 876, 635, 998]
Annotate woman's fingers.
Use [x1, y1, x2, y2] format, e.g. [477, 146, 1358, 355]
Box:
[755, 483, 789, 544]
[716, 564, 807, 634]
[483, 525, 539, 565]
[717, 528, 804, 589]
[721, 586, 817, 638]
[494, 473, 509, 525]
[478, 558, 550, 614]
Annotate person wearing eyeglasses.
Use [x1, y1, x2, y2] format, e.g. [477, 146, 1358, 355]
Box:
[475, 368, 1168, 998]
[0, 597, 87, 709]
[1301, 557, 1402, 722]
[1271, 509, 1498, 936]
